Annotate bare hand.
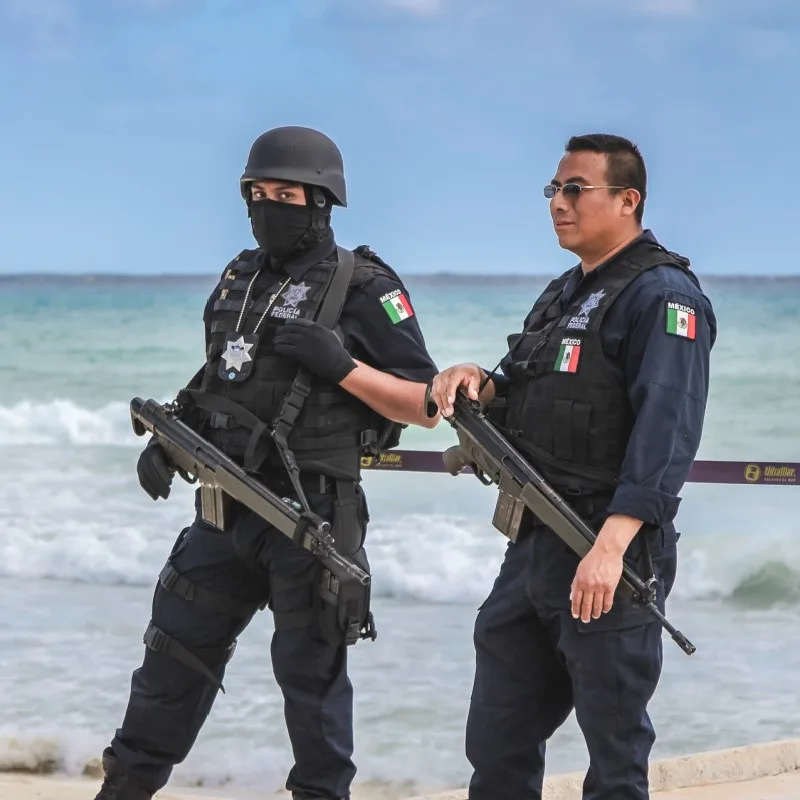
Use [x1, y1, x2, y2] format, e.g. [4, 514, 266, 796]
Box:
[429, 363, 484, 417]
[570, 545, 624, 623]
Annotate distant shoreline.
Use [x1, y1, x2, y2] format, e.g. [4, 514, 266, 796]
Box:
[2, 273, 798, 284]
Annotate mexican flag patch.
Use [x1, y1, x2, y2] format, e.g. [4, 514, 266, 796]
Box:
[554, 338, 581, 373]
[666, 301, 696, 340]
[380, 289, 414, 324]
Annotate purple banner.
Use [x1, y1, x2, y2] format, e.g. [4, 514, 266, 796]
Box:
[359, 450, 800, 486]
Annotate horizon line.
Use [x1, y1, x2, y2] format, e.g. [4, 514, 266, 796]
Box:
[2, 272, 799, 282]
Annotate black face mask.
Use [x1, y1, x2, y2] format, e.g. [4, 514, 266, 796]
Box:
[249, 198, 329, 262]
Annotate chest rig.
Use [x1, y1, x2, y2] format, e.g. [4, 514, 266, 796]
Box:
[179, 245, 400, 486]
[501, 238, 696, 497]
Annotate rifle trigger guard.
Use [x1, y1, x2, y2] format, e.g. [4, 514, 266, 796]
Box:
[474, 466, 493, 486]
[643, 576, 657, 605]
[177, 466, 197, 484]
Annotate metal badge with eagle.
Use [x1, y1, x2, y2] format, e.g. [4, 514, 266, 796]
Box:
[566, 289, 607, 331]
[270, 281, 311, 320]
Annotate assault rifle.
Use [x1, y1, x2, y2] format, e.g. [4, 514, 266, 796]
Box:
[428, 390, 696, 656]
[129, 397, 370, 588]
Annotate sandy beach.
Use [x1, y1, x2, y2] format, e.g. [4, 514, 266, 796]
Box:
[3, 773, 800, 800]
[3, 739, 799, 800]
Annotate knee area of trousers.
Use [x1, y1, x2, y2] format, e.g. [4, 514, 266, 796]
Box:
[270, 630, 339, 686]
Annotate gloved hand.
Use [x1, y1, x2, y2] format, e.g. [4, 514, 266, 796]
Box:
[272, 318, 357, 384]
[137, 440, 175, 500]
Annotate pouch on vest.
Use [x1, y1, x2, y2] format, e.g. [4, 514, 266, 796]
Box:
[313, 548, 376, 647]
[329, 480, 368, 556]
[363, 419, 404, 456]
[313, 482, 375, 646]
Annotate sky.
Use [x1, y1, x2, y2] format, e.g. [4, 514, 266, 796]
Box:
[1, 0, 799, 276]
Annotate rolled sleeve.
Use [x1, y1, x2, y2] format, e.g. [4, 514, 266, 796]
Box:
[607, 285, 715, 527]
[606, 483, 681, 525]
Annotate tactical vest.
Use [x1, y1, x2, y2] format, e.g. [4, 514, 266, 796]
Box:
[500, 237, 699, 496]
[180, 245, 402, 483]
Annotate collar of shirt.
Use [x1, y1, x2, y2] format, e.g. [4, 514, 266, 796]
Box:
[562, 228, 659, 307]
[280, 229, 337, 281]
[234, 229, 337, 280]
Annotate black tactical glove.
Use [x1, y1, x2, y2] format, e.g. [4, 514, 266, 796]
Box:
[272, 318, 357, 384]
[136, 439, 174, 500]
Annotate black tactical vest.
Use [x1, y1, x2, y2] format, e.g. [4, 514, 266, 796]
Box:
[180, 245, 401, 483]
[501, 236, 699, 496]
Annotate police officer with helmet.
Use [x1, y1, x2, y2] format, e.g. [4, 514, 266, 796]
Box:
[93, 125, 439, 800]
[429, 133, 716, 800]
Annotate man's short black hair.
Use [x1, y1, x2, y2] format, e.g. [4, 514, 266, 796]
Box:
[565, 133, 647, 224]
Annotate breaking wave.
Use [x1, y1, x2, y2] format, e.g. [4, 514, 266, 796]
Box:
[1, 399, 798, 610]
[0, 504, 797, 609]
[0, 399, 142, 447]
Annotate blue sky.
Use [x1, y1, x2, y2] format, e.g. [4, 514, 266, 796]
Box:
[1, 0, 798, 276]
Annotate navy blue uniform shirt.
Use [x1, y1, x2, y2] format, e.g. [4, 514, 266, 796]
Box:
[203, 233, 438, 385]
[494, 230, 717, 528]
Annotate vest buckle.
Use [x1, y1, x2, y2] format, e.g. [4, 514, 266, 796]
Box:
[359, 429, 379, 454]
[210, 412, 232, 429]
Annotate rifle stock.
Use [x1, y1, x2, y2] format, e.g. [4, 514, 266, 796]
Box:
[435, 391, 696, 656]
[129, 397, 370, 587]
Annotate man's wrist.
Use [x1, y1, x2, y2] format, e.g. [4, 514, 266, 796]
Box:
[595, 514, 643, 556]
[333, 357, 358, 385]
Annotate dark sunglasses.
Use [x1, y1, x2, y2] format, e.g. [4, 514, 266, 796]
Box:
[543, 183, 629, 199]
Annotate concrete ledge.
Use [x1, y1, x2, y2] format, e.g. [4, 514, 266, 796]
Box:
[406, 739, 800, 800]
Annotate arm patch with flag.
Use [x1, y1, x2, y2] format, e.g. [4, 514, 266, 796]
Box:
[554, 337, 582, 372]
[665, 301, 696, 340]
[380, 288, 414, 324]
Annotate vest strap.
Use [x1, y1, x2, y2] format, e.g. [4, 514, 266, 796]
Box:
[505, 429, 620, 489]
[271, 247, 356, 508]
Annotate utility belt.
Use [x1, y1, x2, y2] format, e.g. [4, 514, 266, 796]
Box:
[535, 489, 614, 525]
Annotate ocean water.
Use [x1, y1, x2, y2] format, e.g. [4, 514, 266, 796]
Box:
[0, 272, 799, 797]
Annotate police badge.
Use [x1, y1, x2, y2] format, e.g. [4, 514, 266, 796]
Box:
[218, 333, 258, 382]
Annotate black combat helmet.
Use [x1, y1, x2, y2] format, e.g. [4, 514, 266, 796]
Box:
[240, 126, 347, 207]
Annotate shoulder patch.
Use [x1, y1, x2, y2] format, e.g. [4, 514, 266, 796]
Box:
[379, 288, 414, 323]
[665, 300, 696, 340]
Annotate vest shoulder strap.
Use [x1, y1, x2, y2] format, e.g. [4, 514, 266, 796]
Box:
[618, 241, 694, 277]
[522, 268, 574, 328]
[318, 246, 355, 328]
[350, 244, 403, 287]
[216, 249, 259, 282]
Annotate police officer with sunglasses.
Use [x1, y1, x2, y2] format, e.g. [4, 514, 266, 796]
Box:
[429, 133, 717, 800]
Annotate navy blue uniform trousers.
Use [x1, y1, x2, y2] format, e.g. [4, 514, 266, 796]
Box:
[466, 522, 677, 800]
[106, 487, 360, 800]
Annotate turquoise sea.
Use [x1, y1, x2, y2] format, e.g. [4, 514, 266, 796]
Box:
[0, 272, 799, 796]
